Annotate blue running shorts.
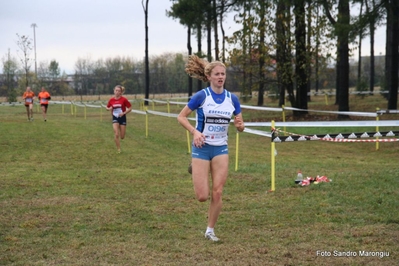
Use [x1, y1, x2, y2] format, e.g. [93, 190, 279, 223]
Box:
[192, 144, 228, 161]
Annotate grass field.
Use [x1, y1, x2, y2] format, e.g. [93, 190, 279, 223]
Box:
[0, 95, 398, 265]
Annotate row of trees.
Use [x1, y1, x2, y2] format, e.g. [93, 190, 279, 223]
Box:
[1, 0, 397, 114]
[166, 0, 398, 115]
[3, 49, 368, 102]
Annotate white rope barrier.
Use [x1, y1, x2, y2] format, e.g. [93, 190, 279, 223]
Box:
[71, 101, 86, 108]
[243, 128, 272, 137]
[3, 98, 398, 118]
[84, 103, 102, 108]
[266, 90, 395, 97]
[0, 102, 25, 106]
[245, 120, 399, 128]
[50, 101, 72, 105]
[146, 110, 179, 118]
[139, 98, 395, 118]
[131, 109, 147, 115]
[377, 109, 399, 114]
[168, 100, 187, 105]
[283, 106, 378, 117]
[240, 104, 282, 112]
[143, 98, 190, 106]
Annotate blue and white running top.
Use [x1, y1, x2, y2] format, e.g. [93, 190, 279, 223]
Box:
[188, 87, 241, 146]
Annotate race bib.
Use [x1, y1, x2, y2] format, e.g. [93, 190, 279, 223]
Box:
[113, 108, 122, 117]
[26, 98, 32, 103]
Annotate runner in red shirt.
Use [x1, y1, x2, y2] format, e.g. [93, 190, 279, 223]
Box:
[106, 85, 132, 153]
[22, 86, 35, 121]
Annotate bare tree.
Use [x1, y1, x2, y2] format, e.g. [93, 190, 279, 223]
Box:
[74, 57, 94, 101]
[16, 33, 33, 87]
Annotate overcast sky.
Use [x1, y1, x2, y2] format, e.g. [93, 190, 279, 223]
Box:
[1, 0, 386, 75]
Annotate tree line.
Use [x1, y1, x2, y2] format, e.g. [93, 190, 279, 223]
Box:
[1, 0, 398, 115]
[166, 0, 398, 116]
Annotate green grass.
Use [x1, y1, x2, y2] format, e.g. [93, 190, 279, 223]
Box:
[0, 97, 398, 266]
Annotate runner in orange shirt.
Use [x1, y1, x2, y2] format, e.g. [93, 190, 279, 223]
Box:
[22, 86, 35, 121]
[38, 87, 51, 122]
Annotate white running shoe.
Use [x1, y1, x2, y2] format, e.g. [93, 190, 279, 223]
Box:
[205, 232, 220, 242]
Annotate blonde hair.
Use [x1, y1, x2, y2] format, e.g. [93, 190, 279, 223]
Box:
[185, 55, 226, 82]
[115, 85, 125, 94]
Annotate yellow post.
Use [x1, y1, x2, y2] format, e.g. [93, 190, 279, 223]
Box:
[235, 131, 239, 171]
[186, 130, 191, 154]
[325, 93, 328, 105]
[376, 107, 380, 151]
[167, 100, 170, 113]
[270, 120, 276, 192]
